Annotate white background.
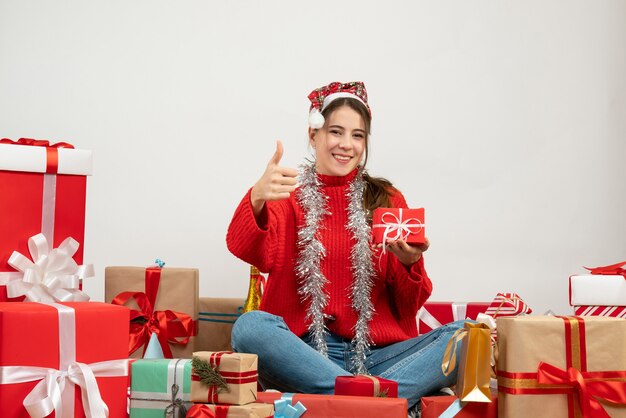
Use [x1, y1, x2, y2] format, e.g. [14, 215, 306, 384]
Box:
[1, 1, 625, 316]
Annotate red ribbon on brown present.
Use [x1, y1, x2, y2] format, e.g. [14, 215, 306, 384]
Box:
[584, 261, 626, 279]
[497, 316, 626, 418]
[1, 137, 74, 173]
[191, 352, 258, 403]
[112, 267, 195, 358]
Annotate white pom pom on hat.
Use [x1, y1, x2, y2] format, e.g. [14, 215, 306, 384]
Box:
[308, 108, 325, 129]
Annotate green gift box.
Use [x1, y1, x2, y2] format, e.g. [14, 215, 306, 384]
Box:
[130, 358, 192, 418]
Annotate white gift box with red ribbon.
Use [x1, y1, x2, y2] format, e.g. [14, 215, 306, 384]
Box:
[569, 275, 626, 306]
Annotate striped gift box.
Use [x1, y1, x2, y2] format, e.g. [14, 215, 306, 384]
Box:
[129, 358, 192, 418]
[574, 305, 626, 318]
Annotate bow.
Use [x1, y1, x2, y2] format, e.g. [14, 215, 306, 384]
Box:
[112, 291, 195, 358]
[163, 383, 187, 418]
[584, 261, 626, 279]
[537, 362, 626, 418]
[0, 137, 74, 148]
[274, 398, 307, 418]
[0, 359, 128, 418]
[372, 209, 424, 253]
[5, 233, 92, 302]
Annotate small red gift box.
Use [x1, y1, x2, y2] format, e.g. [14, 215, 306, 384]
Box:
[417, 302, 491, 334]
[372, 208, 425, 245]
[334, 375, 398, 398]
[256, 391, 407, 418]
[574, 305, 626, 318]
[0, 302, 130, 417]
[420, 393, 497, 418]
[0, 138, 92, 302]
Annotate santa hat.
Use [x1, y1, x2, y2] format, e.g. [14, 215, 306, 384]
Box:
[307, 81, 370, 129]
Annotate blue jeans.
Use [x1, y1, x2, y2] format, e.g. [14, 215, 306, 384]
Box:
[231, 310, 465, 409]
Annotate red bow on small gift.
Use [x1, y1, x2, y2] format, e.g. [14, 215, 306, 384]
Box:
[186, 404, 230, 418]
[584, 261, 626, 279]
[0, 137, 74, 149]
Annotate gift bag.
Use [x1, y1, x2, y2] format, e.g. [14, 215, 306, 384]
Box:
[442, 322, 492, 403]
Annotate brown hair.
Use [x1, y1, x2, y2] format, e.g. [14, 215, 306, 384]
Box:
[320, 98, 397, 221]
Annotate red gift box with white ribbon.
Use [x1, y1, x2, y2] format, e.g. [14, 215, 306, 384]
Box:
[0, 138, 92, 302]
[0, 302, 130, 417]
[417, 302, 491, 334]
[372, 208, 425, 245]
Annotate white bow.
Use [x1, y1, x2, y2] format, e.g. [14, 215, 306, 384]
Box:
[0, 360, 129, 418]
[5, 233, 93, 302]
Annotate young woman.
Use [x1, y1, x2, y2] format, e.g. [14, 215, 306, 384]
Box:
[226, 81, 463, 409]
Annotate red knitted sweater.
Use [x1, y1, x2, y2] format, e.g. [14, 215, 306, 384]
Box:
[226, 169, 432, 346]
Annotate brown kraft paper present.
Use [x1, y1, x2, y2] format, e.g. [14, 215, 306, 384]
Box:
[191, 351, 258, 405]
[196, 297, 244, 352]
[497, 315, 626, 417]
[105, 266, 199, 358]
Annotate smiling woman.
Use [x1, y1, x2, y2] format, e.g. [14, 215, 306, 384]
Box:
[226, 81, 464, 411]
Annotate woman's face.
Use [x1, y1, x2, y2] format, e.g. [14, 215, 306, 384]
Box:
[309, 105, 367, 176]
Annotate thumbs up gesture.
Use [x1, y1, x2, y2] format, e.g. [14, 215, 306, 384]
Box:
[250, 141, 298, 216]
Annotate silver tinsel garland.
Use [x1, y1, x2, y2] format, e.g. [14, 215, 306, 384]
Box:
[295, 161, 376, 373]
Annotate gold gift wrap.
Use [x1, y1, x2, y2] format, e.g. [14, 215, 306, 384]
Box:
[496, 316, 626, 418]
[191, 351, 258, 405]
[187, 403, 273, 418]
[105, 266, 199, 358]
[197, 298, 245, 352]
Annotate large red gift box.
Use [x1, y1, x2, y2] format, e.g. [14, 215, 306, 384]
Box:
[256, 391, 407, 418]
[420, 393, 497, 418]
[0, 139, 92, 301]
[0, 302, 130, 417]
[372, 207, 425, 245]
[334, 375, 398, 398]
[417, 302, 491, 334]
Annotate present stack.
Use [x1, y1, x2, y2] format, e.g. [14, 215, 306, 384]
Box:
[569, 261, 626, 318]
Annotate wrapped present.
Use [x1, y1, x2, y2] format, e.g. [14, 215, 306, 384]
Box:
[186, 403, 274, 418]
[106, 265, 198, 358]
[130, 358, 192, 418]
[574, 305, 626, 318]
[372, 207, 425, 245]
[257, 391, 408, 418]
[191, 351, 258, 405]
[0, 138, 92, 301]
[0, 302, 130, 417]
[334, 375, 398, 398]
[420, 392, 497, 418]
[417, 301, 491, 334]
[496, 315, 626, 417]
[569, 261, 626, 306]
[484, 293, 531, 318]
[197, 297, 244, 352]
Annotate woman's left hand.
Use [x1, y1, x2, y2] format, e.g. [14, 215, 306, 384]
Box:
[379, 237, 430, 267]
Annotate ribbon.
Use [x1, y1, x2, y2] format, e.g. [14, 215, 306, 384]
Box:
[0, 303, 129, 418]
[129, 359, 191, 417]
[372, 209, 424, 253]
[4, 233, 93, 302]
[112, 291, 195, 358]
[274, 393, 307, 418]
[186, 404, 230, 418]
[438, 398, 465, 418]
[497, 316, 626, 417]
[584, 261, 626, 279]
[355, 374, 388, 397]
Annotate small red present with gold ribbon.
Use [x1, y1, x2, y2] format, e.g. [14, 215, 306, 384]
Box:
[191, 351, 258, 406]
[496, 315, 626, 417]
[334, 374, 398, 398]
[372, 208, 425, 245]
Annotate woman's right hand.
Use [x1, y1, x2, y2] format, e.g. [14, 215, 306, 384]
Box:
[250, 140, 298, 217]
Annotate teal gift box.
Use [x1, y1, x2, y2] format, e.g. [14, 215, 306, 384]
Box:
[130, 358, 192, 418]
